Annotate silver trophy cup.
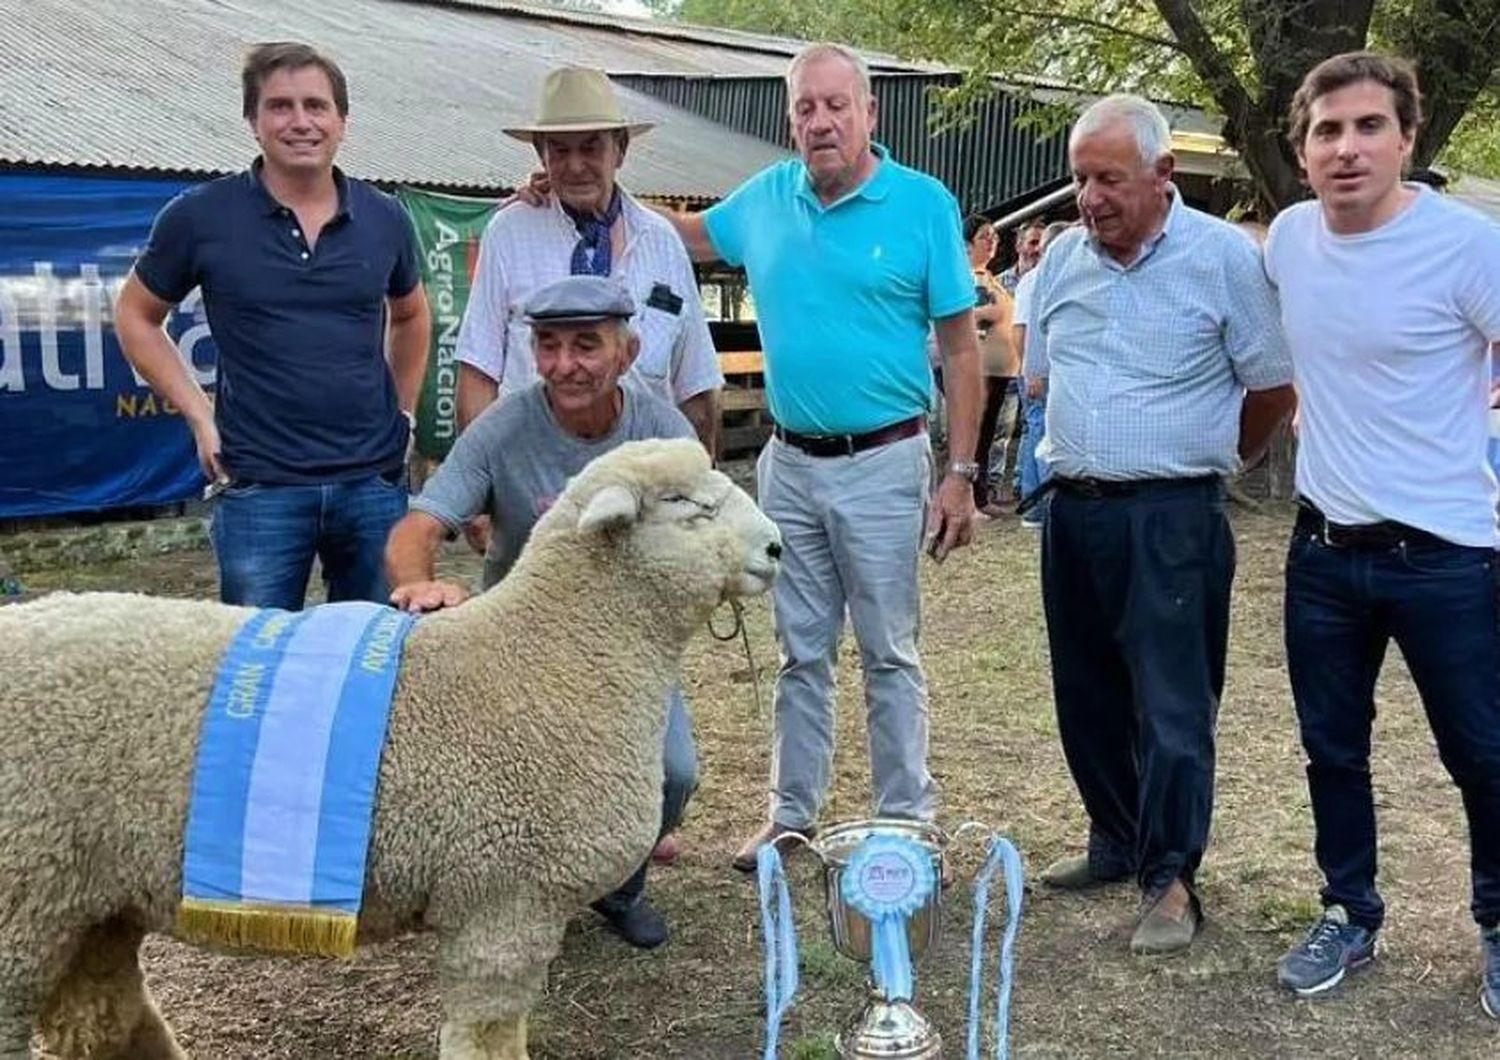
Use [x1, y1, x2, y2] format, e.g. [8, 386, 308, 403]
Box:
[813, 818, 946, 1058]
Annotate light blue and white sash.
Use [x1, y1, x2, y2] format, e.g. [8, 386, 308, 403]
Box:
[176, 601, 415, 956]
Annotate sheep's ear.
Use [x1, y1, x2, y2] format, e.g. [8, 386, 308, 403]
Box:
[577, 484, 640, 534]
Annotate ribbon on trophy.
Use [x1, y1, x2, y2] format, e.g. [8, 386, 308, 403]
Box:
[965, 835, 1026, 1060]
[840, 833, 937, 1002]
[756, 844, 800, 1060]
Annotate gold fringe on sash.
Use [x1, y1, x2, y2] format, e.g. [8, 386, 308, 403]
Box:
[175, 898, 358, 957]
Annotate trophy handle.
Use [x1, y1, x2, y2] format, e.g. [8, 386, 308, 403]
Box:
[778, 830, 823, 863]
[945, 820, 995, 851]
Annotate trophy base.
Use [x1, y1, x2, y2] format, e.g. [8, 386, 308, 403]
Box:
[835, 998, 942, 1058]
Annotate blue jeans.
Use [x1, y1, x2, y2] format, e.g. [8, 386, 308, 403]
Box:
[1285, 511, 1500, 930]
[1017, 389, 1049, 504]
[599, 690, 699, 909]
[210, 474, 410, 610]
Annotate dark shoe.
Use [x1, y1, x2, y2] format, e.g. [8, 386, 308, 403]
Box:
[1276, 905, 1377, 995]
[1039, 853, 1130, 891]
[592, 896, 670, 950]
[1130, 881, 1201, 955]
[732, 821, 816, 874]
[1481, 926, 1500, 1019]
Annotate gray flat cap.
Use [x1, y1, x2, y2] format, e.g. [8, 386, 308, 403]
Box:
[522, 275, 635, 325]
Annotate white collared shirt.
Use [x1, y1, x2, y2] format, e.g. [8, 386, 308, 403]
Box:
[454, 190, 722, 405]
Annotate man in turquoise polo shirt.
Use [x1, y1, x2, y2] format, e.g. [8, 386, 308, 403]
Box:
[659, 41, 983, 871]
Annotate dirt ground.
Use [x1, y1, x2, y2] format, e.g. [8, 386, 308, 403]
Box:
[12, 501, 1500, 1058]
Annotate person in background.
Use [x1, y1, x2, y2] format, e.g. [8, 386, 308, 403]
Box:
[1010, 220, 1072, 529]
[115, 41, 429, 610]
[964, 215, 1019, 518]
[997, 219, 1045, 294]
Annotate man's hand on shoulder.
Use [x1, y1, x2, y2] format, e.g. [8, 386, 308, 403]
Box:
[504, 169, 551, 210]
[390, 579, 471, 614]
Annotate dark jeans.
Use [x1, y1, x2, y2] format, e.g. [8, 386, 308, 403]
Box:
[597, 690, 700, 912]
[1285, 513, 1500, 930]
[973, 376, 1014, 508]
[210, 473, 409, 610]
[1041, 478, 1233, 893]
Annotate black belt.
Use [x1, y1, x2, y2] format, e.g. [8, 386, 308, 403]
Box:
[1017, 474, 1218, 515]
[773, 415, 926, 458]
[1295, 499, 1446, 550]
[232, 465, 406, 488]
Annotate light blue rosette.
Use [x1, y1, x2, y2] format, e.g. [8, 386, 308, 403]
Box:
[840, 833, 937, 1002]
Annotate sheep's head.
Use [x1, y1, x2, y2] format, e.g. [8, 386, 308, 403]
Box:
[536, 438, 782, 605]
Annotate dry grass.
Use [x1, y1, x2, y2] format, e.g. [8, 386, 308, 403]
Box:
[15, 502, 1500, 1057]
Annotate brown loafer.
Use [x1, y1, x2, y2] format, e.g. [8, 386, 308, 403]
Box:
[731, 821, 816, 873]
[1039, 853, 1131, 891]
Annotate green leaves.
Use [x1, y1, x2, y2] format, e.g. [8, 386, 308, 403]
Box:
[658, 0, 1500, 205]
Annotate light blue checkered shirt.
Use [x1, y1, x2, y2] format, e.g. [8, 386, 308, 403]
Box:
[1024, 189, 1292, 479]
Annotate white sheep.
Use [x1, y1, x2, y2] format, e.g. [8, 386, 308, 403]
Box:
[0, 438, 781, 1060]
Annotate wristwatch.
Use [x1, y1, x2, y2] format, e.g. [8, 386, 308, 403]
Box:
[947, 460, 982, 482]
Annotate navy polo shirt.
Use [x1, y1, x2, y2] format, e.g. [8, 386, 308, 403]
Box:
[134, 161, 421, 484]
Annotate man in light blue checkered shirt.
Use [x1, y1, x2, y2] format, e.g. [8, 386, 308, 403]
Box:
[1024, 94, 1295, 957]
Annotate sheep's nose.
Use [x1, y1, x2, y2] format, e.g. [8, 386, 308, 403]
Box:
[766, 541, 782, 560]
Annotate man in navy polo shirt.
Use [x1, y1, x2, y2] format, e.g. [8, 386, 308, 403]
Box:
[116, 41, 430, 610]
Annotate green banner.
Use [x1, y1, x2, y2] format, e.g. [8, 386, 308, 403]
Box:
[397, 187, 500, 459]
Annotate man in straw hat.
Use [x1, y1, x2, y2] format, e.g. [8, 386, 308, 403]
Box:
[454, 66, 722, 458]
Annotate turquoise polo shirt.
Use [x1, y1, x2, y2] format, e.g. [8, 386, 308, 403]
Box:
[704, 146, 974, 435]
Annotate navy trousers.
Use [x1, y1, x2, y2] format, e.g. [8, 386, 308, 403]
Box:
[1285, 510, 1500, 930]
[1040, 478, 1234, 894]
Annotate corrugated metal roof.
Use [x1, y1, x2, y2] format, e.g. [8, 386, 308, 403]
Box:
[0, 0, 838, 197]
[395, 0, 937, 71]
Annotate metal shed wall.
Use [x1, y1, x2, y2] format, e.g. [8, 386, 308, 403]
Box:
[613, 73, 1073, 213]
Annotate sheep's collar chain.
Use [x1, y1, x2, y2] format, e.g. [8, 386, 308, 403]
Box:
[709, 600, 765, 718]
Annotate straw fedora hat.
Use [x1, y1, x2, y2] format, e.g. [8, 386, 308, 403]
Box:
[503, 66, 655, 140]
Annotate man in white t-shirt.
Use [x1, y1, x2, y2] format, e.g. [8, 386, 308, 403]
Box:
[454, 66, 723, 449]
[1264, 51, 1500, 1015]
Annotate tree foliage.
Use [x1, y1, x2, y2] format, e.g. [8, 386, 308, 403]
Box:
[650, 0, 1500, 210]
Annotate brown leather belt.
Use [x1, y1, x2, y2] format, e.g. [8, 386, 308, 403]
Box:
[773, 415, 926, 458]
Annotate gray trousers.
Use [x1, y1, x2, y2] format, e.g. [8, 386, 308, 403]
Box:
[755, 433, 938, 829]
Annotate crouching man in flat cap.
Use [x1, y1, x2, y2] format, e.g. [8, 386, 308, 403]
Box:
[384, 275, 699, 949]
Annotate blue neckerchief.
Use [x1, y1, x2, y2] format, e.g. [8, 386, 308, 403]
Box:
[564, 187, 623, 276]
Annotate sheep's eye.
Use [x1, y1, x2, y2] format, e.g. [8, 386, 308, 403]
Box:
[660, 493, 689, 504]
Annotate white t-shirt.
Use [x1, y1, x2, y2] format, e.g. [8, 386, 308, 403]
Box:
[1012, 269, 1037, 327]
[455, 190, 723, 406]
[1265, 186, 1500, 546]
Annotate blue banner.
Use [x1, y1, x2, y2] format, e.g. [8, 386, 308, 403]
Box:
[0, 172, 217, 517]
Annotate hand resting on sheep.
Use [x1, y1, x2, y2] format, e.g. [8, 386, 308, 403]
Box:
[0, 438, 781, 1060]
